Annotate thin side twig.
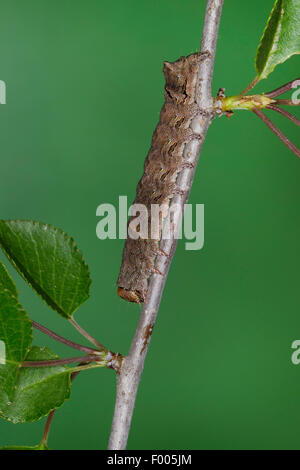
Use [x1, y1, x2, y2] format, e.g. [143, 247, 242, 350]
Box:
[108, 0, 224, 450]
[22, 354, 100, 367]
[41, 410, 55, 447]
[274, 99, 300, 106]
[265, 78, 300, 98]
[239, 77, 260, 97]
[253, 108, 300, 158]
[32, 320, 101, 355]
[69, 317, 106, 351]
[41, 362, 88, 447]
[266, 105, 300, 127]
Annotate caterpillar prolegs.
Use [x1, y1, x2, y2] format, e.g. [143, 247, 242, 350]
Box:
[117, 52, 204, 303]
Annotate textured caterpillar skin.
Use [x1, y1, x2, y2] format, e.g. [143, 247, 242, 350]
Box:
[117, 53, 203, 303]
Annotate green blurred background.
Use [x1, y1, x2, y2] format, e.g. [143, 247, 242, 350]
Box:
[0, 0, 299, 450]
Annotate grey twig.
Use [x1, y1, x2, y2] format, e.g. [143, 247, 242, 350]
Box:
[108, 0, 224, 450]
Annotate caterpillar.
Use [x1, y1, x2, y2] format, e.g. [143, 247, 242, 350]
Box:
[117, 52, 203, 303]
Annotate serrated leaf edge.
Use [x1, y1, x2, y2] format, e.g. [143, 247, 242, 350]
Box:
[0, 220, 92, 319]
[0, 261, 18, 298]
[255, 0, 282, 79]
[1, 367, 72, 424]
[255, 0, 300, 80]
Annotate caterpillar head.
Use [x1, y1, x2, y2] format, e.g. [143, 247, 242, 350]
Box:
[117, 287, 145, 304]
[163, 53, 201, 102]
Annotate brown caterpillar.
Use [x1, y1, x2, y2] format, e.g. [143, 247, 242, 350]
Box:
[117, 52, 203, 303]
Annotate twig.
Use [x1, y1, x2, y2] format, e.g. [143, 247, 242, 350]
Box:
[274, 99, 300, 106]
[32, 320, 102, 355]
[265, 79, 300, 98]
[41, 410, 55, 447]
[69, 317, 106, 351]
[266, 105, 300, 127]
[239, 76, 260, 97]
[107, 0, 224, 450]
[22, 354, 101, 367]
[252, 108, 300, 158]
[41, 362, 88, 447]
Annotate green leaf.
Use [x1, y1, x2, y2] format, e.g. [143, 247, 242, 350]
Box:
[256, 0, 300, 80]
[0, 282, 72, 424]
[0, 290, 33, 410]
[0, 220, 91, 319]
[0, 443, 49, 450]
[0, 260, 17, 298]
[0, 346, 71, 423]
